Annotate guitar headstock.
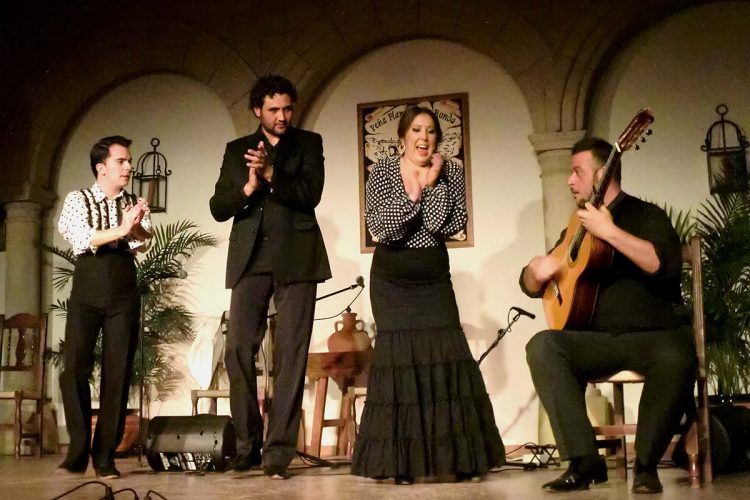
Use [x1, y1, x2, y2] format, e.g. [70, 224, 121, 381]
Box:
[616, 108, 654, 152]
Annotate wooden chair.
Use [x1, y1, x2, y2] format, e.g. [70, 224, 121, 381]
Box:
[0, 313, 48, 457]
[590, 235, 712, 487]
[191, 311, 231, 416]
[189, 314, 306, 450]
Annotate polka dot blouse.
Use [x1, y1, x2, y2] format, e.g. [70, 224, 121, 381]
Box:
[58, 183, 152, 255]
[365, 156, 467, 248]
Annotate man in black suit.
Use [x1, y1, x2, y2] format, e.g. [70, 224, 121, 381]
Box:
[209, 75, 331, 479]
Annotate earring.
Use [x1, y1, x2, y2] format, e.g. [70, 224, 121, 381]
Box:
[398, 141, 405, 156]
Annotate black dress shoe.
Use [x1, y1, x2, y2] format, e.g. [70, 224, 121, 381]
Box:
[264, 464, 290, 480]
[56, 458, 88, 474]
[94, 464, 120, 480]
[632, 470, 663, 494]
[542, 456, 607, 492]
[228, 449, 262, 471]
[394, 476, 414, 485]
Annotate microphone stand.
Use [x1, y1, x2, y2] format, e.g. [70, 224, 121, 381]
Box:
[477, 308, 526, 366]
[267, 280, 363, 319]
[137, 271, 185, 467]
[262, 279, 364, 468]
[137, 285, 148, 467]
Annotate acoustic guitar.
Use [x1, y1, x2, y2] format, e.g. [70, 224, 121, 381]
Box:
[542, 109, 655, 330]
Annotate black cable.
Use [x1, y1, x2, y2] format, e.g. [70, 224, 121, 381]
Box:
[144, 490, 169, 500]
[52, 480, 114, 500]
[313, 285, 365, 321]
[106, 488, 139, 499]
[477, 308, 516, 365]
[505, 441, 541, 456]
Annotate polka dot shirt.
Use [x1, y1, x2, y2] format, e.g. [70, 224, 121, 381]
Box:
[365, 156, 467, 248]
[58, 183, 152, 255]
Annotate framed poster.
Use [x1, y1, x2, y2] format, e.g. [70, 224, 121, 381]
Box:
[357, 92, 474, 252]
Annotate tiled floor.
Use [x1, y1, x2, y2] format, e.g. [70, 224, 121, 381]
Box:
[2, 455, 748, 499]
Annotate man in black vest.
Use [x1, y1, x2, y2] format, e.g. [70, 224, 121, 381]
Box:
[57, 136, 151, 479]
[210, 75, 331, 479]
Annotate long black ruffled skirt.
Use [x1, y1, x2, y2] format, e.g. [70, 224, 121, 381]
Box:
[351, 244, 505, 479]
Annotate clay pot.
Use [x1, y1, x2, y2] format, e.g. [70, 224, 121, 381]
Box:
[90, 408, 145, 454]
[327, 312, 372, 352]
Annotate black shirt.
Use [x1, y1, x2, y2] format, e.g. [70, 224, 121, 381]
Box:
[521, 192, 684, 333]
[247, 134, 281, 273]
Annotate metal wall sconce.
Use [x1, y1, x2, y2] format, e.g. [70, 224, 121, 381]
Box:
[132, 138, 171, 212]
[702, 104, 748, 194]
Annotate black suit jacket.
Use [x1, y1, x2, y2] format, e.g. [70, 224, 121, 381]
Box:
[209, 126, 331, 289]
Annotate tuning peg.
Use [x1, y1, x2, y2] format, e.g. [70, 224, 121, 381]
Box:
[634, 144, 640, 150]
[640, 137, 647, 142]
[646, 129, 653, 135]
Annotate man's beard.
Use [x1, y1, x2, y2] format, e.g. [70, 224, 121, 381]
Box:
[263, 122, 288, 137]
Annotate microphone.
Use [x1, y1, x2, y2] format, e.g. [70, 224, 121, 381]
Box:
[355, 275, 365, 288]
[166, 269, 188, 279]
[510, 306, 536, 320]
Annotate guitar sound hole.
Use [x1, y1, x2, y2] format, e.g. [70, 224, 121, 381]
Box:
[570, 245, 579, 262]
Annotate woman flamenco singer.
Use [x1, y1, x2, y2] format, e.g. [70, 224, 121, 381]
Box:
[351, 105, 505, 484]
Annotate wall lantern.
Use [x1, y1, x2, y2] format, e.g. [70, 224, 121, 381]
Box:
[702, 104, 748, 194]
[132, 138, 171, 212]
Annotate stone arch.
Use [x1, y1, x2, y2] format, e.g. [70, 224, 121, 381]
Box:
[1, 0, 716, 208]
[26, 23, 256, 205]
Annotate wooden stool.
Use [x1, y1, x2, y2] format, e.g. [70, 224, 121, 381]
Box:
[345, 386, 368, 457]
[306, 351, 372, 457]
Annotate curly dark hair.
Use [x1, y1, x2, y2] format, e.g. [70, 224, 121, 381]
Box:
[249, 75, 297, 110]
[89, 135, 132, 177]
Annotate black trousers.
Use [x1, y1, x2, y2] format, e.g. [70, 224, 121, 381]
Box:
[526, 327, 696, 466]
[60, 252, 140, 468]
[225, 272, 316, 467]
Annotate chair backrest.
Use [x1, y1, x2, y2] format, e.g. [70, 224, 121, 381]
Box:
[683, 235, 707, 382]
[0, 313, 48, 391]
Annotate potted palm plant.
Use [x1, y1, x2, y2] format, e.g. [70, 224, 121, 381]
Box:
[45, 220, 217, 450]
[667, 190, 750, 399]
[692, 191, 750, 399]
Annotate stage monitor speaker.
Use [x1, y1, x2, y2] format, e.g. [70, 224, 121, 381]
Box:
[145, 414, 237, 472]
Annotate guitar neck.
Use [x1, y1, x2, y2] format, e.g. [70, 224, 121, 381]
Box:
[590, 145, 622, 208]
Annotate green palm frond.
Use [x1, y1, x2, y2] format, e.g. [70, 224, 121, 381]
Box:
[137, 220, 217, 289]
[664, 190, 750, 395]
[40, 243, 78, 292]
[662, 204, 695, 244]
[40, 243, 77, 266]
[49, 299, 70, 318]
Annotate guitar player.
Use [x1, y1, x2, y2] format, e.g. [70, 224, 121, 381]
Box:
[520, 137, 696, 494]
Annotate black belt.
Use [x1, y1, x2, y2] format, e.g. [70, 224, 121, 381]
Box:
[78, 246, 133, 257]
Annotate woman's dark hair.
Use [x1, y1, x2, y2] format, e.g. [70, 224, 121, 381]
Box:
[397, 105, 443, 144]
[89, 135, 132, 177]
[249, 75, 297, 110]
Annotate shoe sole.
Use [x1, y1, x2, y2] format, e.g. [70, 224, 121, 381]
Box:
[97, 474, 120, 480]
[632, 486, 663, 494]
[55, 468, 86, 476]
